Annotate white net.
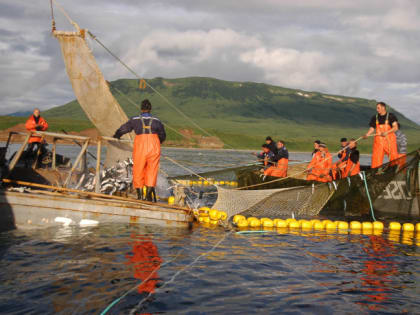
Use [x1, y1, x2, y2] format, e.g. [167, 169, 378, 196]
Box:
[54, 30, 133, 166]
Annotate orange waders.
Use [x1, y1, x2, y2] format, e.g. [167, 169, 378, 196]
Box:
[264, 158, 288, 178]
[132, 117, 161, 189]
[371, 114, 398, 169]
[307, 151, 332, 182]
[332, 150, 347, 180]
[342, 156, 360, 177]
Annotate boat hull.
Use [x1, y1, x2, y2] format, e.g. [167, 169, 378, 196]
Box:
[0, 190, 193, 231]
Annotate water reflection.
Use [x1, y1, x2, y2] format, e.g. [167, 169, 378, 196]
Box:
[358, 235, 397, 311]
[126, 233, 162, 294]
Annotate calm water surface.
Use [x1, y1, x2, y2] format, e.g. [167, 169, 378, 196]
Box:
[0, 224, 419, 314]
[1, 146, 415, 314]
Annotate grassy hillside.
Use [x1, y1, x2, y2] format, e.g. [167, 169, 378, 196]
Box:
[8, 77, 420, 152]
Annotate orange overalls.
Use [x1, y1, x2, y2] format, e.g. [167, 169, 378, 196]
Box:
[332, 149, 348, 180]
[264, 158, 288, 178]
[133, 117, 161, 189]
[342, 152, 360, 177]
[25, 115, 48, 143]
[306, 150, 332, 182]
[371, 113, 398, 169]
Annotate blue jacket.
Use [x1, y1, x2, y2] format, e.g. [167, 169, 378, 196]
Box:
[114, 113, 166, 143]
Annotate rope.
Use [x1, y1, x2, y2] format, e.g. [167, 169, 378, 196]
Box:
[128, 230, 233, 314]
[163, 156, 209, 182]
[361, 170, 376, 221]
[51, 0, 80, 31]
[100, 249, 184, 315]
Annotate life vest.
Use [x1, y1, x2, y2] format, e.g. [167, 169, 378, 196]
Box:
[343, 151, 360, 177]
[306, 150, 332, 182]
[264, 158, 288, 178]
[371, 113, 398, 169]
[25, 115, 48, 143]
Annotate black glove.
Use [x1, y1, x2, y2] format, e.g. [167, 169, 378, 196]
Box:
[113, 131, 121, 139]
[35, 125, 42, 131]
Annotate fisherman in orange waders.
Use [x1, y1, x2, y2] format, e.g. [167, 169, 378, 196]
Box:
[306, 143, 332, 182]
[342, 139, 360, 177]
[24, 108, 49, 158]
[113, 99, 166, 202]
[264, 140, 289, 177]
[363, 102, 399, 169]
[332, 137, 349, 180]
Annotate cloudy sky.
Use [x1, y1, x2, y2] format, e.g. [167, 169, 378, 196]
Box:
[0, 0, 420, 124]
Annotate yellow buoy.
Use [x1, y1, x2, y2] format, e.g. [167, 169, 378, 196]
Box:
[373, 221, 384, 230]
[210, 219, 218, 225]
[325, 221, 337, 230]
[337, 221, 349, 230]
[237, 219, 248, 228]
[247, 217, 258, 223]
[276, 219, 287, 228]
[389, 222, 401, 231]
[203, 180, 209, 186]
[416, 222, 420, 231]
[273, 219, 281, 226]
[322, 220, 333, 228]
[249, 218, 261, 227]
[233, 215, 246, 224]
[219, 181, 225, 185]
[289, 221, 299, 229]
[260, 218, 270, 224]
[198, 216, 204, 223]
[350, 221, 362, 230]
[203, 216, 210, 223]
[310, 219, 321, 225]
[168, 196, 175, 205]
[209, 209, 221, 221]
[286, 218, 297, 224]
[219, 211, 228, 221]
[402, 223, 414, 232]
[263, 219, 274, 228]
[313, 221, 324, 230]
[362, 222, 373, 230]
[301, 220, 312, 229]
[199, 207, 210, 217]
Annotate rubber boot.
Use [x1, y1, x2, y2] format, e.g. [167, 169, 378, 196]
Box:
[136, 188, 144, 200]
[146, 186, 157, 202]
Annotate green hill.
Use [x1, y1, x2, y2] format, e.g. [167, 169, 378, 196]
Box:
[11, 77, 420, 151]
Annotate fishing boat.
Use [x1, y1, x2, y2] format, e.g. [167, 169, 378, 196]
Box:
[0, 131, 193, 231]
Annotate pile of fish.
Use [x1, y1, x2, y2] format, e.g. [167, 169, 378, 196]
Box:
[76, 158, 171, 198]
[76, 158, 133, 195]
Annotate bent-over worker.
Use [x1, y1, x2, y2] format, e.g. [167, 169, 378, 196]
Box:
[265, 136, 278, 155]
[342, 139, 360, 177]
[364, 102, 398, 168]
[332, 137, 350, 180]
[264, 140, 289, 178]
[113, 99, 166, 202]
[306, 143, 332, 182]
[25, 108, 48, 157]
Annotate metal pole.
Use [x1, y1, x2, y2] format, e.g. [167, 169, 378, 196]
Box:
[7, 133, 31, 175]
[64, 139, 90, 187]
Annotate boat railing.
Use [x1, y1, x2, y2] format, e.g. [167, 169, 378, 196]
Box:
[3, 131, 133, 192]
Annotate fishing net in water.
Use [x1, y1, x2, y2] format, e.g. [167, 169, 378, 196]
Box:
[54, 29, 133, 167]
[213, 184, 334, 219]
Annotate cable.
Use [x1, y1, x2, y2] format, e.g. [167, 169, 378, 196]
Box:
[361, 170, 376, 221]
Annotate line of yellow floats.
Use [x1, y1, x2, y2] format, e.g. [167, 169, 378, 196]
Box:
[194, 207, 420, 234]
[175, 180, 238, 187]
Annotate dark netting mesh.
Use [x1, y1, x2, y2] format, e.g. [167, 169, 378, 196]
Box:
[170, 151, 419, 219]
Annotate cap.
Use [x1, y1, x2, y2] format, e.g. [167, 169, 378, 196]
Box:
[340, 138, 347, 142]
[314, 140, 321, 144]
[265, 136, 273, 141]
[319, 143, 327, 148]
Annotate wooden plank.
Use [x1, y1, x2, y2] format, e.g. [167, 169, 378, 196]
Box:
[1, 178, 191, 213]
[32, 136, 45, 169]
[95, 140, 101, 193]
[63, 140, 90, 187]
[36, 131, 90, 141]
[7, 133, 31, 174]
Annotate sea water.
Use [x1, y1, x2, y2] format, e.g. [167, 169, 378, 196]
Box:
[1, 146, 415, 314]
